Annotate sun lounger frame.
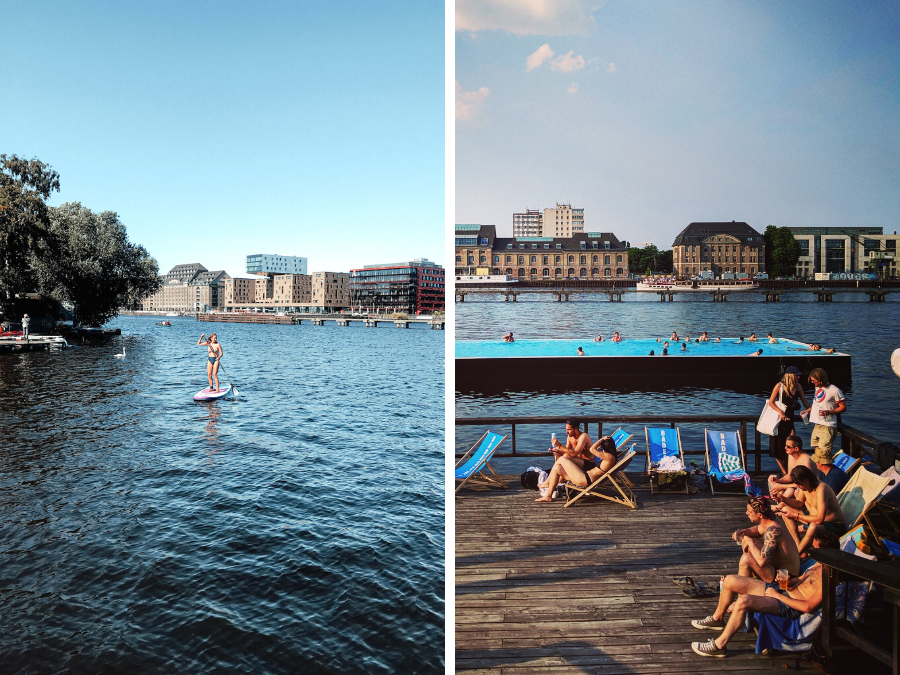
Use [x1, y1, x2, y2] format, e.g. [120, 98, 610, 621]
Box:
[455, 430, 508, 493]
[564, 445, 638, 509]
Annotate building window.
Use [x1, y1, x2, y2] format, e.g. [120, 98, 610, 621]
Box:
[554, 267, 562, 276]
[494, 255, 500, 263]
[567, 268, 575, 276]
[580, 255, 586, 264]
[530, 268, 537, 275]
[518, 268, 525, 276]
[518, 256, 524, 264]
[616, 268, 623, 276]
[543, 255, 549, 264]
[604, 268, 611, 276]
[604, 255, 610, 265]
[616, 255, 623, 263]
[579, 267, 586, 276]
[555, 255, 561, 263]
[542, 268, 550, 277]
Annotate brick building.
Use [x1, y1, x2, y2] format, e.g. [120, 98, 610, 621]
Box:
[671, 222, 766, 278]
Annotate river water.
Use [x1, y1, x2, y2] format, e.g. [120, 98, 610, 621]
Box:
[0, 316, 444, 674]
[455, 294, 900, 465]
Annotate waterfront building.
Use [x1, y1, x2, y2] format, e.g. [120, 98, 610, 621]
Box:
[246, 254, 308, 276]
[139, 264, 230, 313]
[349, 259, 445, 315]
[455, 224, 629, 280]
[541, 202, 584, 238]
[512, 208, 542, 238]
[788, 227, 899, 278]
[455, 224, 497, 275]
[671, 222, 766, 278]
[311, 272, 349, 312]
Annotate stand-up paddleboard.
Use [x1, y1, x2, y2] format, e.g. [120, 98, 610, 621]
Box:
[193, 385, 232, 401]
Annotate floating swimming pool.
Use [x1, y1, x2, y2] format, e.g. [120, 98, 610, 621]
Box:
[455, 338, 842, 359]
[455, 338, 851, 391]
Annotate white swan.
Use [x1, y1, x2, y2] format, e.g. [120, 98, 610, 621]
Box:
[115, 346, 126, 359]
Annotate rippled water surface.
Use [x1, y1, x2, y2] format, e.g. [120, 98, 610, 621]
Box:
[0, 316, 444, 674]
[456, 294, 900, 456]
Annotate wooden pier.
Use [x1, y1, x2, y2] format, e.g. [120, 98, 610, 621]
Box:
[196, 313, 445, 329]
[0, 336, 68, 352]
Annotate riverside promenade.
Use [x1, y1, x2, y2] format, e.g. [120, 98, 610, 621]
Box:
[457, 477, 803, 674]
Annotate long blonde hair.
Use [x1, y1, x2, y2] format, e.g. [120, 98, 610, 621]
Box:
[780, 371, 799, 394]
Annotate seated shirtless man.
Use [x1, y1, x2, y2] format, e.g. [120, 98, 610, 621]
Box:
[768, 436, 817, 501]
[732, 496, 800, 581]
[775, 465, 846, 554]
[535, 418, 593, 503]
[690, 529, 839, 658]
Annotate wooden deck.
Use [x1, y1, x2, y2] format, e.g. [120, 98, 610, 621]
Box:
[456, 474, 811, 674]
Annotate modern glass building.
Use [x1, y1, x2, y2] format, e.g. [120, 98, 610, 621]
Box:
[349, 259, 445, 315]
[246, 254, 308, 276]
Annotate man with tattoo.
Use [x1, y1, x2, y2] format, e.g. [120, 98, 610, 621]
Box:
[690, 530, 839, 658]
[732, 496, 800, 581]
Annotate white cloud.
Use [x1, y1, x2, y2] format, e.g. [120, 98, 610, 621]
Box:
[551, 51, 586, 73]
[456, 0, 603, 36]
[567, 82, 578, 94]
[456, 80, 491, 122]
[526, 44, 555, 71]
[607, 62, 616, 73]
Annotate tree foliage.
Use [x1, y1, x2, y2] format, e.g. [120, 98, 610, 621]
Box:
[627, 245, 673, 275]
[32, 203, 161, 326]
[0, 155, 60, 300]
[763, 225, 801, 277]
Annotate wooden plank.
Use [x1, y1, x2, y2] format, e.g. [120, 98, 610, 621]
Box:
[456, 475, 792, 673]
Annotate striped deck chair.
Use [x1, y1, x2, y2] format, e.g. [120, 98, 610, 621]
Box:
[836, 467, 893, 531]
[565, 445, 638, 509]
[832, 451, 861, 476]
[705, 429, 753, 496]
[645, 427, 688, 495]
[455, 430, 508, 493]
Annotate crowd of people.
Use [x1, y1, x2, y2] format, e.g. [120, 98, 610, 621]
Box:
[524, 366, 852, 660]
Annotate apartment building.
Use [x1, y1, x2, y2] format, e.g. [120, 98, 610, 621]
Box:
[311, 272, 349, 311]
[512, 209, 542, 238]
[671, 222, 766, 278]
[541, 202, 584, 238]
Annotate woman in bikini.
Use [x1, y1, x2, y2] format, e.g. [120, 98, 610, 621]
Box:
[198, 333, 224, 392]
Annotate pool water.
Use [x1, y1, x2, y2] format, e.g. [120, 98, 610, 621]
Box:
[455, 337, 838, 358]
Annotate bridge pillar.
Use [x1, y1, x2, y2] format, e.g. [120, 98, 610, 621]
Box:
[395, 321, 409, 328]
[668, 292, 675, 302]
[511, 293, 518, 302]
[658, 292, 666, 302]
[457, 292, 465, 302]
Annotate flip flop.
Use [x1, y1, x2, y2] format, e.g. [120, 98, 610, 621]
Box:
[672, 576, 696, 588]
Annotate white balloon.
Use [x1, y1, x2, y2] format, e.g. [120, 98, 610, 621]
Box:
[892, 348, 900, 378]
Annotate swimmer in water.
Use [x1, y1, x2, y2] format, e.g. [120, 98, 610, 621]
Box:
[671, 331, 678, 341]
[768, 332, 779, 343]
[502, 332, 514, 342]
[699, 331, 710, 342]
[681, 342, 688, 351]
[611, 332, 622, 342]
[662, 347, 668, 355]
[749, 332, 758, 342]
[749, 349, 763, 356]
[577, 347, 585, 356]
[593, 335, 603, 342]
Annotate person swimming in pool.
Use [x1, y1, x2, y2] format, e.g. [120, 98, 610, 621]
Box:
[593, 335, 603, 342]
[681, 342, 688, 351]
[714, 337, 722, 343]
[768, 333, 779, 344]
[749, 332, 758, 342]
[502, 332, 514, 342]
[611, 332, 622, 342]
[198, 333, 224, 392]
[671, 331, 679, 341]
[699, 332, 710, 341]
[749, 349, 763, 356]
[577, 347, 585, 356]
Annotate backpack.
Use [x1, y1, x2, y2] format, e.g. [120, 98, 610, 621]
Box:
[521, 469, 542, 490]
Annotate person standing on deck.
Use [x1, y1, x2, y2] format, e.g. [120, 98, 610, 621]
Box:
[21, 314, 30, 340]
[197, 333, 224, 392]
[800, 368, 846, 463]
[766, 367, 810, 472]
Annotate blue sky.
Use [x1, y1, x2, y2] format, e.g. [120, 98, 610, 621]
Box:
[2, 0, 444, 277]
[456, 0, 900, 246]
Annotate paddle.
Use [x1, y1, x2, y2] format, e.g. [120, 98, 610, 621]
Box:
[217, 364, 240, 397]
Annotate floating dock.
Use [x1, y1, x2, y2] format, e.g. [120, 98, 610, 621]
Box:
[0, 336, 68, 352]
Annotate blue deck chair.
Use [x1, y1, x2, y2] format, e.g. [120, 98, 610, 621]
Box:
[455, 430, 508, 493]
[832, 451, 861, 476]
[705, 429, 751, 496]
[644, 427, 688, 495]
[610, 427, 634, 451]
[565, 445, 639, 509]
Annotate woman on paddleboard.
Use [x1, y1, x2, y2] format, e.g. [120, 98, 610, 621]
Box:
[198, 333, 224, 392]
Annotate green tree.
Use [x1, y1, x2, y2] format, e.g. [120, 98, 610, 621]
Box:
[0, 155, 60, 301]
[627, 245, 674, 275]
[763, 225, 801, 277]
[32, 202, 161, 326]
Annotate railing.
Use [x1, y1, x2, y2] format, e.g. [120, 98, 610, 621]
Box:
[456, 415, 886, 476]
[810, 547, 900, 672]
